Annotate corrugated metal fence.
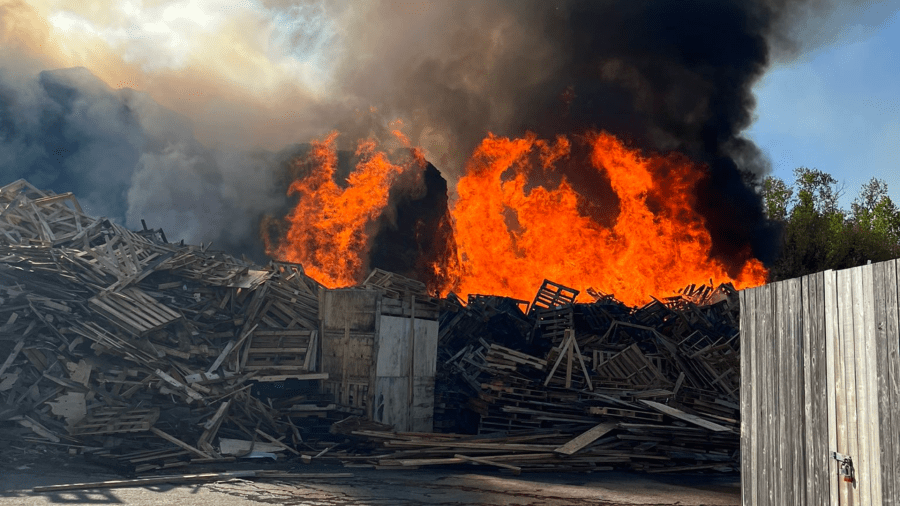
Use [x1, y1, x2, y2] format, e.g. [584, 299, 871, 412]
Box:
[740, 260, 900, 505]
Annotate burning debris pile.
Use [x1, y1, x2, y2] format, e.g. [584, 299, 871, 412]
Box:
[0, 180, 334, 474]
[393, 280, 744, 474]
[0, 178, 745, 476]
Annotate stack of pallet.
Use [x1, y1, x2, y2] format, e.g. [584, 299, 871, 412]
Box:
[424, 279, 743, 473]
[0, 180, 334, 474]
[0, 178, 748, 476]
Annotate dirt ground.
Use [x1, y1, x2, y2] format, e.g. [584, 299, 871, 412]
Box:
[0, 444, 740, 506]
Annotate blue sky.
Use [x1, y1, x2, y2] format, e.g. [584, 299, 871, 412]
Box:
[747, 7, 900, 209]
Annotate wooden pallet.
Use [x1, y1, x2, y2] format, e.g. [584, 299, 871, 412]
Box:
[594, 343, 671, 389]
[72, 407, 160, 435]
[89, 287, 182, 335]
[528, 279, 579, 316]
[244, 329, 316, 374]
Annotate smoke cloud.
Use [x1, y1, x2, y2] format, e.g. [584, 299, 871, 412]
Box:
[0, 0, 893, 269]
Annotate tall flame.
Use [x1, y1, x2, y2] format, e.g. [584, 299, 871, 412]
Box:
[265, 132, 417, 287]
[268, 129, 767, 304]
[448, 131, 767, 305]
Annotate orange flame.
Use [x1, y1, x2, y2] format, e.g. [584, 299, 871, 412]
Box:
[265, 132, 416, 287]
[448, 131, 767, 305]
[269, 129, 767, 305]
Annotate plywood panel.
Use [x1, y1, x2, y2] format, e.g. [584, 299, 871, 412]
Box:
[375, 316, 410, 377]
[321, 290, 378, 331]
[376, 316, 438, 378]
[413, 319, 438, 378]
[373, 376, 408, 430]
[410, 376, 435, 433]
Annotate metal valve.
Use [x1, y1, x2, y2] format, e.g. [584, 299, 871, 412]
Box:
[832, 452, 855, 484]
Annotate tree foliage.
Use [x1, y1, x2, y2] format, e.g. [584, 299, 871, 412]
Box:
[762, 169, 900, 281]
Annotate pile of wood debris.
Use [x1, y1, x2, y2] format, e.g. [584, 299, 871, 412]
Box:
[387, 280, 744, 474]
[0, 180, 332, 474]
[0, 178, 745, 477]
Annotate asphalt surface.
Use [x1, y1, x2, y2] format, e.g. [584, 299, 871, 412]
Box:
[0, 453, 741, 506]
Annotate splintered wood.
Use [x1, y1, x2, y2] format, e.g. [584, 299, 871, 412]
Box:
[428, 278, 744, 473]
[0, 180, 335, 474]
[0, 179, 747, 477]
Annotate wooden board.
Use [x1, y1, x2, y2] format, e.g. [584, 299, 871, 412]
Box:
[554, 422, 617, 455]
[638, 400, 732, 432]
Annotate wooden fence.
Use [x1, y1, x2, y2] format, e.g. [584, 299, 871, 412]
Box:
[740, 260, 900, 505]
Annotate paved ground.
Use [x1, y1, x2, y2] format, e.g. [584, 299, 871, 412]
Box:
[0, 458, 740, 506]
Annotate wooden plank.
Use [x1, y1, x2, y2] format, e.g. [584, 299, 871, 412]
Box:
[207, 341, 235, 374]
[543, 331, 573, 387]
[0, 340, 24, 378]
[850, 267, 870, 506]
[773, 281, 784, 506]
[739, 289, 751, 506]
[862, 264, 883, 504]
[884, 259, 900, 506]
[838, 268, 859, 505]
[219, 438, 286, 455]
[748, 287, 760, 506]
[785, 278, 800, 506]
[150, 427, 212, 459]
[154, 369, 203, 402]
[454, 454, 522, 475]
[32, 471, 260, 492]
[755, 285, 772, 505]
[553, 422, 617, 455]
[799, 275, 818, 504]
[811, 272, 828, 506]
[254, 373, 329, 382]
[824, 269, 840, 506]
[763, 282, 775, 506]
[874, 261, 895, 505]
[638, 400, 732, 432]
[198, 399, 231, 449]
[255, 428, 300, 455]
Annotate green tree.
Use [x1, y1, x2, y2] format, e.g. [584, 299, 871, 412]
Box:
[851, 177, 900, 244]
[761, 175, 793, 221]
[766, 169, 900, 281]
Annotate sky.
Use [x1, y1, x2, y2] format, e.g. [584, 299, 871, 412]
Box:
[748, 5, 900, 209]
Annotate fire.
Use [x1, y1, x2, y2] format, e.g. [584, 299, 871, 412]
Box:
[268, 129, 767, 305]
[264, 132, 418, 287]
[448, 131, 767, 305]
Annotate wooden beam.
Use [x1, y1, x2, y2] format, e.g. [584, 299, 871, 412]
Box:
[454, 454, 521, 475]
[554, 422, 617, 455]
[150, 427, 212, 459]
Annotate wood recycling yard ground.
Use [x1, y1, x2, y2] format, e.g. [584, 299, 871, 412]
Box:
[0, 454, 740, 506]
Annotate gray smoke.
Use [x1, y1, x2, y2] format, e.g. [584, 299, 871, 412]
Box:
[0, 0, 894, 264]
